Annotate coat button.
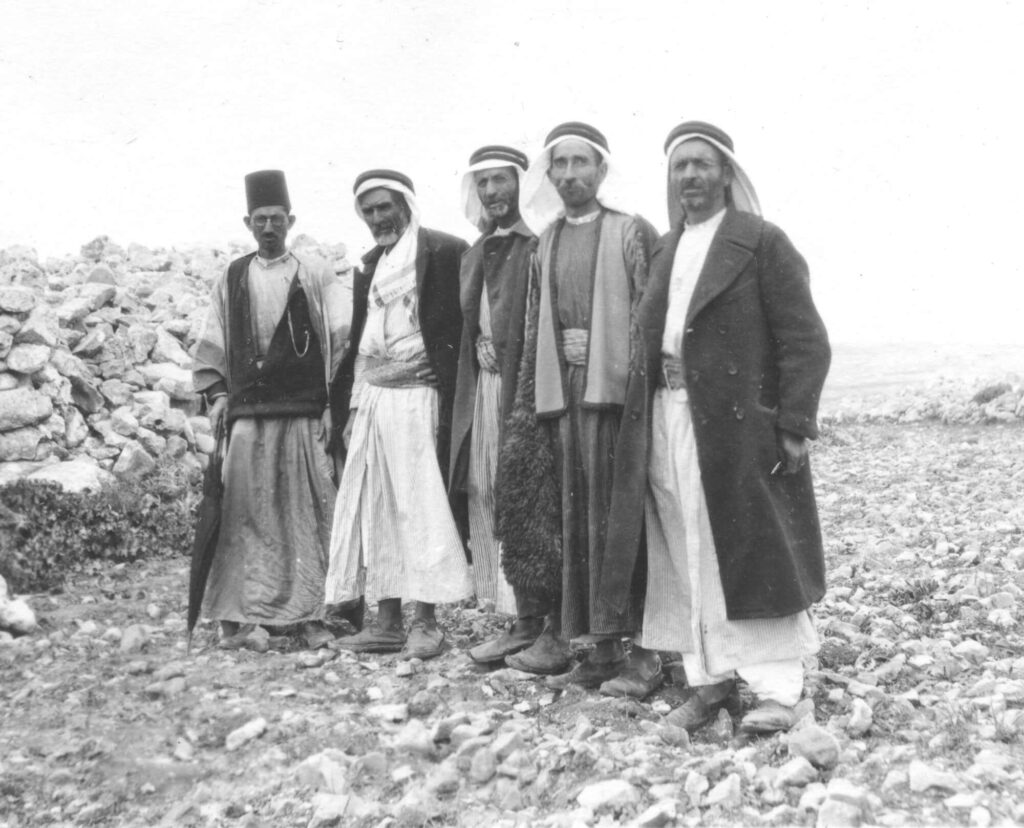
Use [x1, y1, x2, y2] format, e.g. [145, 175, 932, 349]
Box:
[735, 407, 745, 420]
[727, 365, 738, 375]
[685, 327, 694, 336]
[718, 326, 728, 335]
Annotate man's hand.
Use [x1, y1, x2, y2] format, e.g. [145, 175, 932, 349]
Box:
[416, 365, 439, 386]
[209, 396, 227, 440]
[342, 410, 356, 451]
[321, 407, 333, 450]
[775, 429, 808, 475]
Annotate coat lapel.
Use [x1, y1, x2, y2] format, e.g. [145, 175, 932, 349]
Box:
[415, 226, 430, 301]
[685, 209, 760, 327]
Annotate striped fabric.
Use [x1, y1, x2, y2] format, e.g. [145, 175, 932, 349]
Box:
[642, 387, 819, 685]
[467, 369, 517, 614]
[325, 384, 473, 605]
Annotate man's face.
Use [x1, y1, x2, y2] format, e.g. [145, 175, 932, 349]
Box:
[473, 167, 520, 224]
[244, 205, 294, 256]
[547, 139, 607, 210]
[358, 188, 409, 247]
[669, 138, 732, 222]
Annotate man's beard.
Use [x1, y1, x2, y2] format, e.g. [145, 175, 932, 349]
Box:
[372, 222, 404, 246]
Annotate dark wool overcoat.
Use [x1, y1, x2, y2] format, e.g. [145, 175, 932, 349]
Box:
[600, 208, 830, 620]
[334, 226, 468, 485]
[448, 222, 535, 498]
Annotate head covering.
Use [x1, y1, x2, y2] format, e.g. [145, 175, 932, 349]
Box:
[352, 168, 421, 253]
[352, 168, 420, 224]
[663, 121, 760, 227]
[460, 145, 529, 232]
[520, 121, 632, 234]
[245, 169, 291, 214]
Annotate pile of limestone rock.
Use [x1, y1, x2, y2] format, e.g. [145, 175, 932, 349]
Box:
[0, 237, 349, 491]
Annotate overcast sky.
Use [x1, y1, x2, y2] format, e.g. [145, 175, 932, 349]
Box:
[3, 0, 1022, 345]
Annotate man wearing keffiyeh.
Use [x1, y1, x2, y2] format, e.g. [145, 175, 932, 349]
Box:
[605, 121, 830, 734]
[496, 123, 661, 696]
[325, 169, 472, 661]
[192, 170, 352, 651]
[445, 145, 547, 664]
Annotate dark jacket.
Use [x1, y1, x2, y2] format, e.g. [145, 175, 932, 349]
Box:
[335, 226, 468, 483]
[602, 208, 830, 620]
[448, 220, 535, 496]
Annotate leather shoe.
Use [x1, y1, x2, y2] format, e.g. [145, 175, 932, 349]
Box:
[400, 622, 445, 660]
[469, 620, 542, 664]
[546, 656, 626, 690]
[599, 659, 664, 699]
[326, 596, 365, 633]
[302, 621, 335, 650]
[739, 699, 798, 734]
[505, 627, 573, 675]
[335, 624, 406, 653]
[663, 680, 738, 733]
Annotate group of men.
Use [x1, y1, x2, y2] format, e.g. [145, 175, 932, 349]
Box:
[192, 119, 831, 736]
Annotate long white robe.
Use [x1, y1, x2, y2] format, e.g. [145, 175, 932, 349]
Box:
[325, 233, 472, 605]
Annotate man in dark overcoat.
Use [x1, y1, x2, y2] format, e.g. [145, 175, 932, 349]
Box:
[602, 121, 830, 734]
[444, 145, 551, 664]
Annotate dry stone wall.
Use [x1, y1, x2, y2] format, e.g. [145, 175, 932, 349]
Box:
[0, 237, 349, 487]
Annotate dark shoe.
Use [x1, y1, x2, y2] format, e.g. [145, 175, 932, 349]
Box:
[546, 655, 627, 690]
[302, 621, 335, 650]
[335, 624, 406, 653]
[400, 622, 445, 661]
[326, 596, 366, 633]
[739, 699, 799, 734]
[599, 658, 664, 699]
[505, 627, 573, 675]
[469, 620, 542, 664]
[663, 680, 738, 733]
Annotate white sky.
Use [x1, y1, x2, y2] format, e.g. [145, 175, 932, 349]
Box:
[2, 0, 1023, 345]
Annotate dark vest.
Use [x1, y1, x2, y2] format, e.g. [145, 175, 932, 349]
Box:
[225, 253, 327, 422]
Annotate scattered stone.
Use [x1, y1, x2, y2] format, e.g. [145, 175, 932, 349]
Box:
[295, 750, 349, 794]
[225, 717, 267, 751]
[576, 779, 640, 811]
[846, 698, 874, 736]
[776, 756, 818, 788]
[112, 440, 156, 477]
[6, 344, 51, 375]
[120, 624, 149, 653]
[787, 724, 840, 770]
[0, 387, 53, 430]
[0, 596, 37, 635]
[908, 759, 960, 793]
[705, 772, 742, 809]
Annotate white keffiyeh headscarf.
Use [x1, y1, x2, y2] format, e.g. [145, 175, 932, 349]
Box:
[663, 120, 761, 227]
[460, 144, 529, 233]
[520, 121, 634, 234]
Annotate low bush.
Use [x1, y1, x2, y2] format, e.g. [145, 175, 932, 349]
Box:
[0, 461, 201, 594]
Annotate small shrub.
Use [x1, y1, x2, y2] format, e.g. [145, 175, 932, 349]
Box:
[0, 461, 201, 594]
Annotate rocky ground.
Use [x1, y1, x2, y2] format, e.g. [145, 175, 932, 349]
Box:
[2, 421, 1024, 827]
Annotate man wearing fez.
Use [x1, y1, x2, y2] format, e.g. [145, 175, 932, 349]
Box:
[446, 146, 546, 664]
[605, 121, 830, 734]
[498, 122, 660, 695]
[193, 170, 352, 650]
[325, 170, 472, 660]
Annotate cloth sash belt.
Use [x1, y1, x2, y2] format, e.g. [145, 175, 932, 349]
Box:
[560, 328, 589, 367]
[363, 356, 432, 388]
[475, 336, 500, 375]
[657, 355, 687, 390]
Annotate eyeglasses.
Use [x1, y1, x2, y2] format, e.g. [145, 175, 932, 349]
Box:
[251, 215, 288, 229]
